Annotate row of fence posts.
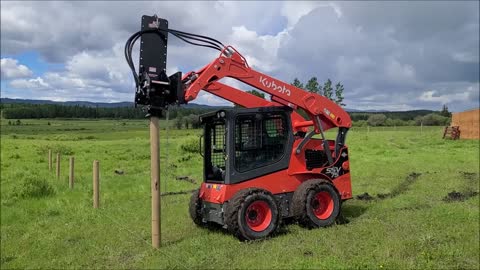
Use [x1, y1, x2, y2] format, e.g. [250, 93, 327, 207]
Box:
[48, 149, 99, 208]
[358, 124, 424, 134]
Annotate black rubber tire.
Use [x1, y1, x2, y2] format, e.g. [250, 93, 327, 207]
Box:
[224, 188, 280, 241]
[189, 189, 204, 226]
[292, 179, 341, 228]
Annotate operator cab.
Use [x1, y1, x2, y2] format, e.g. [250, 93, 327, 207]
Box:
[200, 107, 294, 185]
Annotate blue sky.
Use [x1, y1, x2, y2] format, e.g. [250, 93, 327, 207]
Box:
[5, 52, 46, 75]
[1, 1, 479, 112]
[1, 51, 65, 97]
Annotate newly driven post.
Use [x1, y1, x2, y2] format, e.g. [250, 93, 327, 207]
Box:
[150, 116, 161, 248]
[126, 15, 174, 249]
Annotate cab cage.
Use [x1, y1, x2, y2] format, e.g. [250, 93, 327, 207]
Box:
[200, 107, 294, 184]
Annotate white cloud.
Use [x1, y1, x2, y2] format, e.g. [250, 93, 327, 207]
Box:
[419, 82, 479, 106]
[8, 43, 135, 102]
[281, 1, 341, 29]
[1, 1, 478, 111]
[227, 26, 288, 72]
[10, 76, 49, 89]
[419, 90, 469, 104]
[1, 58, 33, 79]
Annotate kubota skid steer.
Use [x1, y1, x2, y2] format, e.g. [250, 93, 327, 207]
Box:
[125, 15, 353, 240]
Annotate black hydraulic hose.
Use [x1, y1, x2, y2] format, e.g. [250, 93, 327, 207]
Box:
[125, 28, 225, 88]
[169, 28, 225, 48]
[172, 33, 222, 51]
[172, 32, 223, 50]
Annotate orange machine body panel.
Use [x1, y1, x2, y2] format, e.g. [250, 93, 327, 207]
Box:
[199, 138, 353, 204]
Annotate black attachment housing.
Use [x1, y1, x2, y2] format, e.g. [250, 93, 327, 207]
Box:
[137, 15, 186, 117]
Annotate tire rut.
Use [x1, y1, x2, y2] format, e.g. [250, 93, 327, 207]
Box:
[356, 172, 422, 201]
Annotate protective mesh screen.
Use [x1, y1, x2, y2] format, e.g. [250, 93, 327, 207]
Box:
[211, 123, 226, 169]
[235, 113, 287, 172]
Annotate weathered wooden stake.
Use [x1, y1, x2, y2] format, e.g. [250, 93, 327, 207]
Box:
[150, 116, 161, 248]
[93, 160, 99, 208]
[69, 157, 74, 189]
[48, 150, 52, 171]
[56, 153, 60, 179]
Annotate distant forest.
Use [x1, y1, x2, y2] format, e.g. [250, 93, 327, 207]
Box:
[0, 103, 212, 120]
[0, 102, 451, 127]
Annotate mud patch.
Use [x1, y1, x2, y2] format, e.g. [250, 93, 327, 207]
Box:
[0, 255, 16, 264]
[376, 193, 390, 199]
[442, 190, 479, 202]
[175, 176, 197, 184]
[384, 172, 421, 198]
[356, 192, 374, 201]
[335, 212, 350, 224]
[396, 204, 431, 211]
[442, 172, 480, 202]
[161, 189, 196, 197]
[303, 250, 314, 257]
[356, 172, 422, 201]
[460, 171, 479, 182]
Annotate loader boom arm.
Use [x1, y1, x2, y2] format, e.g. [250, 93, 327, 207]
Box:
[200, 81, 308, 128]
[182, 46, 351, 133]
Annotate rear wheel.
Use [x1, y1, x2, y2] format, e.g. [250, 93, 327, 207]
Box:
[292, 179, 340, 228]
[189, 189, 204, 226]
[225, 189, 280, 240]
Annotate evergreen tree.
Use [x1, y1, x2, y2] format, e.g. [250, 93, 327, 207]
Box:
[291, 78, 304, 89]
[305, 77, 320, 93]
[322, 79, 333, 99]
[440, 104, 451, 117]
[334, 82, 346, 106]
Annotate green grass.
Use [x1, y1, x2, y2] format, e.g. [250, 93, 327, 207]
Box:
[1, 119, 479, 269]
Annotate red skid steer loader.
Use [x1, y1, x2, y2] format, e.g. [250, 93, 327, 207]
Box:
[125, 15, 353, 240]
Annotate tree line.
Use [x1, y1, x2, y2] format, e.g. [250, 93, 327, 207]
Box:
[0, 103, 215, 121]
[1, 83, 453, 128]
[353, 105, 452, 127]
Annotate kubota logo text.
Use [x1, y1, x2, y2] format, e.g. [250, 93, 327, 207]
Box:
[260, 76, 291, 96]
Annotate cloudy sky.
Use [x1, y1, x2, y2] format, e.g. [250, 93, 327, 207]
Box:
[1, 1, 479, 112]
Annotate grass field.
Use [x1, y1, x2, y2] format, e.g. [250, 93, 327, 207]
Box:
[1, 119, 479, 269]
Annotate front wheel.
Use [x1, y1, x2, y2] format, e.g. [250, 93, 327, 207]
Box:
[225, 189, 280, 240]
[292, 179, 341, 228]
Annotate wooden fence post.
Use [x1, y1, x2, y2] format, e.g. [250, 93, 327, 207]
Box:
[69, 157, 74, 189]
[150, 116, 161, 248]
[93, 160, 99, 208]
[48, 150, 52, 171]
[56, 153, 60, 179]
